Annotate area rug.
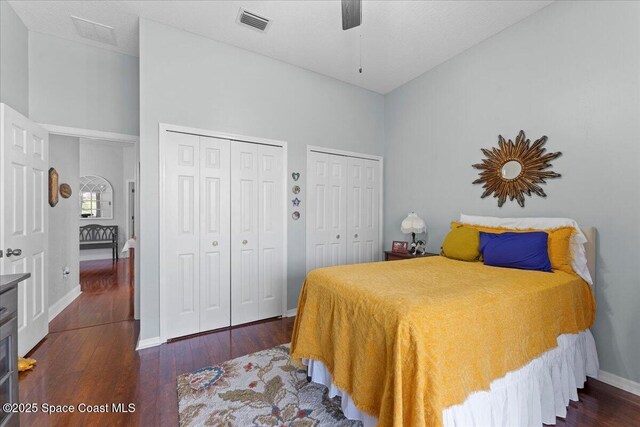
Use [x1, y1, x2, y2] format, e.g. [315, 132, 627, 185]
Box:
[177, 344, 362, 426]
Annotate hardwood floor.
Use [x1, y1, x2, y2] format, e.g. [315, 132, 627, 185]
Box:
[550, 380, 640, 427]
[20, 315, 294, 426]
[49, 259, 134, 333]
[17, 262, 640, 426]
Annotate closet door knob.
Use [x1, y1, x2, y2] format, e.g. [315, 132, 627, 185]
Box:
[242, 240, 248, 245]
[336, 234, 340, 240]
[212, 241, 218, 246]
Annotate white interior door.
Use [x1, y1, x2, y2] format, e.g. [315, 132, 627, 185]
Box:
[0, 103, 49, 356]
[163, 132, 202, 339]
[257, 144, 284, 319]
[231, 141, 259, 325]
[199, 136, 231, 332]
[306, 151, 347, 272]
[347, 157, 380, 264]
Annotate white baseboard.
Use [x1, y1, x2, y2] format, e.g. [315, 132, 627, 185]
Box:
[286, 307, 297, 317]
[136, 336, 163, 351]
[137, 308, 298, 350]
[48, 285, 81, 321]
[80, 253, 128, 262]
[598, 369, 640, 396]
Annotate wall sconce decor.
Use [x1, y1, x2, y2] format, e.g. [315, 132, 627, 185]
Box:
[48, 168, 59, 207]
[59, 183, 72, 199]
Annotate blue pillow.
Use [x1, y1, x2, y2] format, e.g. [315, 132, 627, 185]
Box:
[479, 231, 552, 272]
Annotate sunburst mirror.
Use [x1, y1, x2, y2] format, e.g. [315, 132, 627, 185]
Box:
[472, 131, 561, 207]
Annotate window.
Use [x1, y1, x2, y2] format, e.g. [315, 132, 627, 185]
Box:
[79, 175, 113, 219]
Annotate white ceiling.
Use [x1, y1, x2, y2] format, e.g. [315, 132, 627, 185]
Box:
[9, 0, 552, 94]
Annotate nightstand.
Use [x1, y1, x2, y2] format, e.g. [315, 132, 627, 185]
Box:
[384, 250, 439, 261]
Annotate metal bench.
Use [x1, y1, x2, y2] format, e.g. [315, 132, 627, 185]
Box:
[79, 225, 119, 261]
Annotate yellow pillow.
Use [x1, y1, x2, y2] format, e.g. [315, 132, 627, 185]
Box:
[451, 222, 574, 274]
[441, 225, 481, 261]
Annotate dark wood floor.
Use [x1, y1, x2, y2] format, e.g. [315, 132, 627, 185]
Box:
[17, 260, 640, 426]
[49, 259, 134, 333]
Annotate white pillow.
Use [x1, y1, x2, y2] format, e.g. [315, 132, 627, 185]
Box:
[460, 214, 593, 285]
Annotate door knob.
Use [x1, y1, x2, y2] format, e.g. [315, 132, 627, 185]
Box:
[6, 248, 21, 257]
[336, 234, 340, 239]
[212, 241, 218, 246]
[354, 234, 358, 238]
[242, 240, 248, 245]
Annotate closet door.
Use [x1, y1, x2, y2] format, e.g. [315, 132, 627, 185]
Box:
[231, 142, 260, 325]
[306, 152, 347, 272]
[347, 158, 380, 264]
[257, 145, 284, 319]
[199, 136, 231, 331]
[164, 132, 201, 339]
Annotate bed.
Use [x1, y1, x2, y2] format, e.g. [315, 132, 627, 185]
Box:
[290, 225, 597, 427]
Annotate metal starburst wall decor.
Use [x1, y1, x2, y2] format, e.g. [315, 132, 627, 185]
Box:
[472, 131, 561, 207]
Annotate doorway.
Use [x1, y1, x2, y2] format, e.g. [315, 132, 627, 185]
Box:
[47, 132, 139, 334]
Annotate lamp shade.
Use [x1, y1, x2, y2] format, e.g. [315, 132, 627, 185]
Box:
[401, 212, 426, 234]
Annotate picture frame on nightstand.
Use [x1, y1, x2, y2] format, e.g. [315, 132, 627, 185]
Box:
[391, 240, 409, 254]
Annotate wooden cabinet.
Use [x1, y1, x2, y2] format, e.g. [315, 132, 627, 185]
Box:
[384, 250, 438, 261]
[0, 273, 30, 427]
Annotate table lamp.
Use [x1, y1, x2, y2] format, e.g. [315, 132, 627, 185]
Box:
[401, 212, 426, 251]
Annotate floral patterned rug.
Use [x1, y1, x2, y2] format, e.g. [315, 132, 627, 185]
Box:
[177, 344, 362, 426]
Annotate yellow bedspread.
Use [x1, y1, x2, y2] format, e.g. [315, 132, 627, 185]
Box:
[290, 256, 595, 427]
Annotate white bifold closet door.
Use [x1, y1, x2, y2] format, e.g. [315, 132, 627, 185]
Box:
[164, 132, 231, 340]
[199, 137, 232, 331]
[163, 131, 285, 340]
[346, 157, 380, 264]
[231, 142, 284, 326]
[306, 152, 348, 271]
[307, 150, 381, 273]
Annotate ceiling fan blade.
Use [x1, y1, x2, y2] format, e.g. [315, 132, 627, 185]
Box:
[342, 0, 362, 30]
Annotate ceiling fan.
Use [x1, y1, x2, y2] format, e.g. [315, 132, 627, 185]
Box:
[342, 0, 362, 30]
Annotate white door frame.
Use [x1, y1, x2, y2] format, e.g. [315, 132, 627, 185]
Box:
[40, 124, 139, 144]
[158, 123, 289, 343]
[125, 179, 136, 240]
[305, 145, 384, 273]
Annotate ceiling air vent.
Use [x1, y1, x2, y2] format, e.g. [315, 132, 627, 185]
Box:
[236, 8, 271, 33]
[71, 15, 117, 46]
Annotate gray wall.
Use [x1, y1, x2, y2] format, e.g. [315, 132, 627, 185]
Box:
[0, 1, 29, 116]
[29, 31, 139, 135]
[79, 141, 135, 260]
[48, 134, 80, 309]
[139, 19, 385, 341]
[384, 1, 640, 382]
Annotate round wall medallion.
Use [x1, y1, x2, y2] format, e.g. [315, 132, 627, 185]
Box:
[292, 185, 301, 194]
[59, 183, 73, 199]
[292, 211, 300, 220]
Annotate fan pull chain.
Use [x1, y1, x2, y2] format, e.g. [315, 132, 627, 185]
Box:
[359, 33, 363, 73]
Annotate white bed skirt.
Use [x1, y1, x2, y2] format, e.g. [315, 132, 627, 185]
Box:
[304, 329, 599, 427]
